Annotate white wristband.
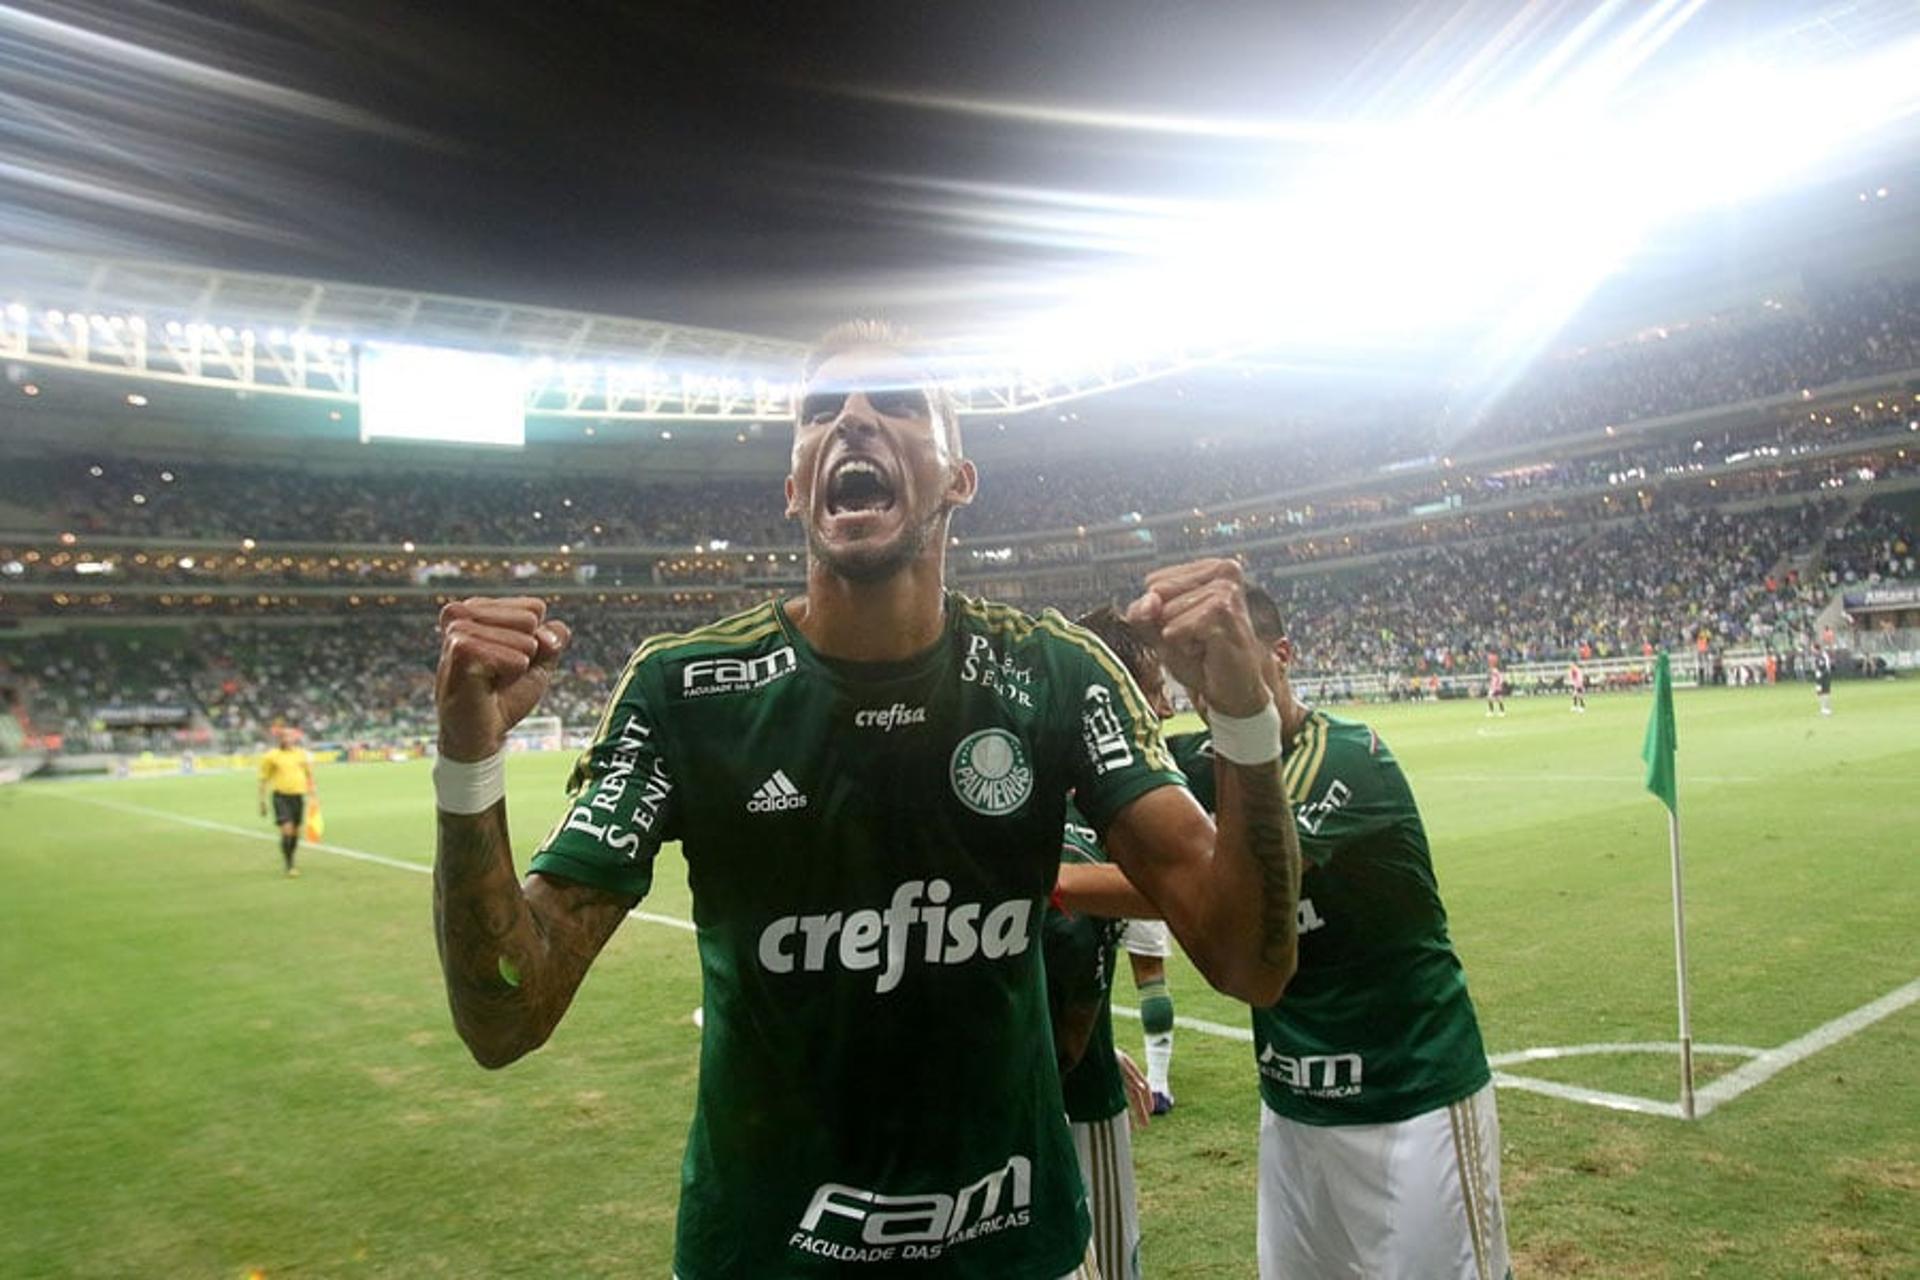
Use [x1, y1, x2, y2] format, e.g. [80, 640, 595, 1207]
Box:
[434, 749, 507, 815]
[1209, 700, 1283, 766]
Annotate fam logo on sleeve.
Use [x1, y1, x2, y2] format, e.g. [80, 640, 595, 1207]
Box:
[1080, 684, 1134, 776]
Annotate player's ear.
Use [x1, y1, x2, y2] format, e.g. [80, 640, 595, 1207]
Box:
[784, 474, 799, 519]
[943, 458, 978, 509]
[1272, 636, 1295, 670]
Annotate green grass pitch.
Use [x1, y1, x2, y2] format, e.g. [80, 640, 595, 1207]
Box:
[2, 681, 1916, 1277]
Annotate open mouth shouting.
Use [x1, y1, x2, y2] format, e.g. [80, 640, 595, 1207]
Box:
[821, 454, 900, 533]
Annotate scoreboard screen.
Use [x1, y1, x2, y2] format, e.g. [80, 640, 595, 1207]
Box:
[358, 342, 527, 447]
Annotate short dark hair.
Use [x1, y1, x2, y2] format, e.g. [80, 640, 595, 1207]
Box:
[1244, 586, 1287, 643]
[1073, 605, 1158, 686]
[800, 318, 962, 458]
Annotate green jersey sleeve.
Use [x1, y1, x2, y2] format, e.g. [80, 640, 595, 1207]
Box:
[1040, 613, 1185, 834]
[528, 652, 678, 899]
[1167, 729, 1217, 812]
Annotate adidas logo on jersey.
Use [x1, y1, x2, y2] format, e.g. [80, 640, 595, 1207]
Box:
[747, 770, 809, 813]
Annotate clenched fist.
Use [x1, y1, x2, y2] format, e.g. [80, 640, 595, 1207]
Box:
[1124, 559, 1273, 719]
[435, 597, 571, 762]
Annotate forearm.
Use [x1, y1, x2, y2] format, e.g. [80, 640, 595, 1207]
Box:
[1055, 862, 1159, 920]
[1207, 757, 1301, 1004]
[433, 805, 569, 1068]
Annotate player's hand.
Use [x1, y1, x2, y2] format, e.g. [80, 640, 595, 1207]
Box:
[1125, 559, 1273, 718]
[436, 597, 571, 762]
[1116, 1049, 1152, 1130]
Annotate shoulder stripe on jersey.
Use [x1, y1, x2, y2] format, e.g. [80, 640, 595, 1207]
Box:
[957, 594, 1038, 641]
[1284, 717, 1329, 798]
[1285, 719, 1326, 795]
[570, 601, 781, 789]
[1034, 614, 1176, 774]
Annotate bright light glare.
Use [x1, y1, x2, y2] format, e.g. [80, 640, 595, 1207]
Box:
[359, 343, 527, 447]
[972, 22, 1920, 372]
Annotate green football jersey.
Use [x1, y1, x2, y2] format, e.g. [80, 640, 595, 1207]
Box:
[530, 593, 1183, 1278]
[1174, 716, 1490, 1126]
[1045, 813, 1127, 1124]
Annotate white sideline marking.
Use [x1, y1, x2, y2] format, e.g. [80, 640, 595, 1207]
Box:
[62, 794, 697, 934]
[1425, 772, 1761, 785]
[47, 791, 1918, 1117]
[1692, 975, 1920, 1114]
[1112, 1003, 1254, 1043]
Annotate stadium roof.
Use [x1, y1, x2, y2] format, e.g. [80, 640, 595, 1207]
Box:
[3, 0, 1918, 414]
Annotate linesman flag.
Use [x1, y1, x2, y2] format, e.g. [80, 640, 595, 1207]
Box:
[1642, 652, 1678, 812]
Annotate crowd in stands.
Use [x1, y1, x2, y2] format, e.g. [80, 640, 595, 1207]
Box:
[1471, 279, 1920, 447]
[1823, 501, 1919, 585]
[1262, 502, 1836, 677]
[5, 493, 1875, 749]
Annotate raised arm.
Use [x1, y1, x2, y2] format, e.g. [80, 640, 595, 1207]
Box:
[433, 596, 637, 1069]
[1106, 560, 1301, 1006]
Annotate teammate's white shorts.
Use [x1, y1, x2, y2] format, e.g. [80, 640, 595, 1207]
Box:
[1118, 918, 1170, 960]
[1071, 1110, 1141, 1280]
[1257, 1083, 1510, 1280]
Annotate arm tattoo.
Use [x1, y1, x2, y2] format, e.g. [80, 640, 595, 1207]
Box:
[1225, 760, 1302, 971]
[433, 804, 630, 1068]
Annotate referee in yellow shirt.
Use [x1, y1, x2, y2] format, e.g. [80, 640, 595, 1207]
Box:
[258, 726, 317, 877]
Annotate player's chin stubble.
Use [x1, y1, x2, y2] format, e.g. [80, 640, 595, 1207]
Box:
[807, 502, 945, 584]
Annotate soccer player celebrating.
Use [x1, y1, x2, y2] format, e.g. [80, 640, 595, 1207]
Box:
[1063, 588, 1509, 1280]
[429, 321, 1301, 1279]
[1568, 659, 1587, 713]
[257, 725, 316, 877]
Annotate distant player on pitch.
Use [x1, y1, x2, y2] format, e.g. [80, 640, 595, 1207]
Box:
[1485, 660, 1506, 717]
[429, 321, 1300, 1279]
[1568, 659, 1587, 713]
[1063, 587, 1509, 1280]
[257, 726, 316, 877]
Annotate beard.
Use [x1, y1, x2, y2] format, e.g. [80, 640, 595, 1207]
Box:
[807, 501, 947, 584]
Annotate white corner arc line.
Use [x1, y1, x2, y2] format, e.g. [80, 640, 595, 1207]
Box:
[1487, 1041, 1764, 1067]
[1489, 1073, 1686, 1118]
[62, 793, 697, 933]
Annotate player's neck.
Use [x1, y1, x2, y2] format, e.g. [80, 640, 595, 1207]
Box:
[792, 555, 948, 662]
[1278, 693, 1312, 746]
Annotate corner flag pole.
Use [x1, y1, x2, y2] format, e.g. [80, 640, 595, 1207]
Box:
[1666, 799, 1696, 1119]
[1642, 651, 1696, 1118]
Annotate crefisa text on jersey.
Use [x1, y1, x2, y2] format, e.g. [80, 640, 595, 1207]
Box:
[853, 702, 927, 731]
[756, 878, 1034, 994]
[960, 634, 1034, 708]
[558, 714, 671, 858]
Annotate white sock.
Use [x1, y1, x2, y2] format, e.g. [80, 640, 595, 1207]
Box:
[1145, 1033, 1173, 1095]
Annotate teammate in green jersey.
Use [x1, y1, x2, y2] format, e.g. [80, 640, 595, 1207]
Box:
[428, 320, 1302, 1279]
[1043, 605, 1182, 1280]
[1061, 588, 1510, 1280]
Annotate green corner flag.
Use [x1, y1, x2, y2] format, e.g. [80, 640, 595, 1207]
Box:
[1642, 651, 1678, 813]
